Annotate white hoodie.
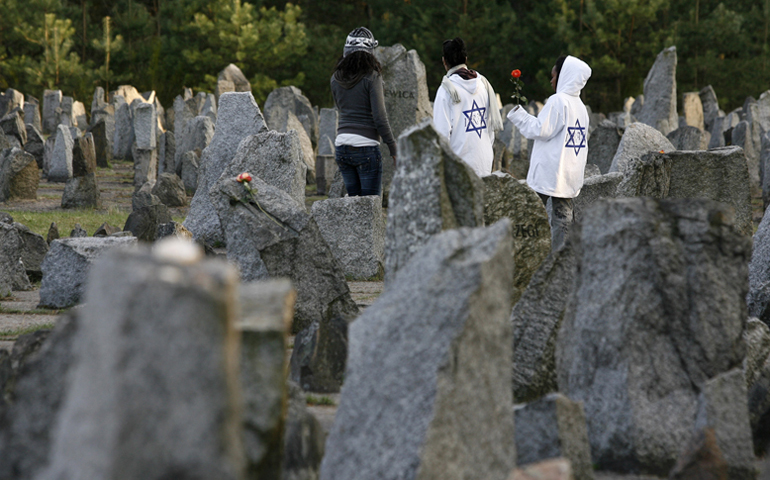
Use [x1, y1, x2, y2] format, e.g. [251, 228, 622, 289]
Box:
[507, 56, 591, 198]
[433, 68, 500, 178]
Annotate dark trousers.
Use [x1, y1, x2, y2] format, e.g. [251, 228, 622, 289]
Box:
[538, 192, 574, 248]
[335, 145, 383, 196]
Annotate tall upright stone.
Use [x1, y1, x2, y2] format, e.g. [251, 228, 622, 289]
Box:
[0, 88, 24, 118]
[24, 95, 41, 132]
[636, 46, 678, 136]
[184, 92, 268, 245]
[374, 44, 433, 203]
[263, 86, 318, 147]
[210, 174, 358, 333]
[177, 115, 215, 173]
[42, 90, 62, 134]
[23, 124, 44, 169]
[699, 85, 720, 132]
[682, 92, 705, 130]
[557, 197, 753, 476]
[587, 120, 623, 174]
[733, 120, 759, 192]
[112, 96, 133, 160]
[173, 94, 198, 169]
[39, 243, 245, 480]
[86, 118, 112, 168]
[318, 108, 338, 156]
[667, 125, 711, 150]
[132, 101, 157, 150]
[609, 122, 675, 175]
[384, 120, 484, 283]
[47, 125, 74, 182]
[216, 64, 251, 101]
[482, 172, 550, 305]
[0, 148, 39, 201]
[62, 135, 101, 209]
[320, 221, 515, 480]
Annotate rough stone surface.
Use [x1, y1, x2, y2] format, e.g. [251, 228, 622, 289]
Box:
[318, 108, 338, 156]
[667, 126, 711, 150]
[327, 168, 347, 199]
[23, 124, 44, 169]
[48, 125, 74, 182]
[42, 90, 62, 134]
[38, 237, 137, 308]
[61, 173, 101, 209]
[239, 280, 293, 480]
[173, 95, 198, 169]
[93, 222, 121, 237]
[38, 247, 245, 480]
[0, 311, 78, 480]
[287, 112, 316, 183]
[373, 44, 433, 204]
[587, 120, 623, 174]
[12, 222, 48, 279]
[69, 223, 87, 238]
[384, 120, 484, 283]
[185, 92, 268, 245]
[748, 206, 770, 326]
[320, 221, 515, 480]
[211, 175, 359, 333]
[311, 196, 385, 280]
[1, 110, 27, 146]
[263, 86, 318, 147]
[112, 98, 133, 160]
[699, 86, 721, 132]
[744, 319, 770, 391]
[682, 92, 704, 130]
[289, 316, 348, 393]
[0, 148, 39, 201]
[123, 204, 172, 242]
[46, 222, 59, 245]
[151, 172, 187, 207]
[131, 101, 157, 150]
[315, 154, 338, 196]
[508, 458, 573, 480]
[573, 172, 623, 223]
[181, 150, 200, 194]
[132, 144, 158, 189]
[24, 95, 41, 133]
[71, 134, 96, 177]
[483, 172, 550, 304]
[636, 46, 678, 135]
[748, 359, 770, 455]
[283, 381, 326, 480]
[132, 181, 161, 211]
[178, 115, 214, 171]
[733, 120, 759, 191]
[514, 393, 594, 480]
[216, 63, 251, 100]
[557, 198, 751, 476]
[511, 240, 575, 403]
[157, 131, 174, 175]
[498, 116, 532, 179]
[86, 118, 111, 168]
[156, 221, 193, 241]
[202, 93, 217, 124]
[0, 223, 30, 297]
[608, 122, 675, 175]
[668, 428, 728, 480]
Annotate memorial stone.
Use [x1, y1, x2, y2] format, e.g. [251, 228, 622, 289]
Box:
[158, 130, 175, 174]
[177, 115, 215, 174]
[173, 95, 198, 169]
[263, 86, 318, 146]
[48, 125, 74, 182]
[608, 122, 675, 175]
[636, 46, 678, 135]
[287, 111, 316, 183]
[124, 204, 171, 242]
[132, 143, 157, 189]
[699, 85, 721, 132]
[587, 120, 623, 174]
[62, 173, 101, 209]
[112, 97, 133, 160]
[0, 148, 39, 201]
[86, 118, 111, 168]
[667, 125, 711, 150]
[151, 172, 187, 207]
[318, 108, 338, 156]
[216, 64, 251, 100]
[573, 172, 623, 223]
[1, 110, 27, 146]
[24, 96, 41, 132]
[42, 90, 62, 134]
[180, 150, 199, 194]
[202, 93, 217, 123]
[132, 101, 156, 150]
[0, 222, 28, 296]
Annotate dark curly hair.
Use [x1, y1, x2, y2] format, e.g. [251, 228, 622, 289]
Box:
[442, 38, 467, 68]
[334, 51, 382, 81]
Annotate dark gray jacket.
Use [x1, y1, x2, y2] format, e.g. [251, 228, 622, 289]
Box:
[331, 71, 397, 156]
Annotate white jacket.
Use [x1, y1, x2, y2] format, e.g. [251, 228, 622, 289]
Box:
[507, 56, 591, 198]
[433, 69, 500, 178]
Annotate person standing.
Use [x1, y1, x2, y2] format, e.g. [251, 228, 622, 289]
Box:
[507, 55, 592, 248]
[330, 27, 396, 196]
[433, 37, 504, 178]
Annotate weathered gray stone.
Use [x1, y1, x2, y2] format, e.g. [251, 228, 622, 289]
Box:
[498, 116, 532, 179]
[69, 223, 87, 238]
[132, 144, 157, 188]
[156, 221, 193, 241]
[131, 101, 156, 150]
[573, 172, 623, 223]
[124, 204, 172, 242]
[762, 133, 770, 212]
[668, 428, 729, 480]
[71, 100, 87, 131]
[39, 237, 137, 308]
[327, 168, 347, 199]
[0, 311, 77, 480]
[215, 66, 246, 101]
[132, 181, 161, 211]
[733, 120, 759, 192]
[748, 358, 770, 456]
[178, 115, 214, 173]
[0, 129, 10, 151]
[0, 223, 30, 296]
[71, 133, 96, 177]
[699, 86, 720, 132]
[202, 93, 217, 124]
[636, 46, 678, 135]
[585, 164, 601, 178]
[483, 172, 550, 305]
[173, 95, 198, 169]
[315, 154, 338, 195]
[211, 174, 359, 333]
[24, 95, 41, 132]
[20, 125, 42, 172]
[158, 130, 175, 175]
[667, 125, 711, 150]
[282, 381, 326, 480]
[238, 279, 293, 479]
[514, 393, 594, 480]
[93, 222, 121, 237]
[374, 44, 433, 204]
[311, 195, 384, 280]
[264, 86, 318, 147]
[587, 120, 623, 174]
[38, 245, 245, 479]
[0, 89, 22, 118]
[318, 108, 338, 156]
[151, 172, 187, 207]
[384, 120, 484, 283]
[57, 96, 74, 128]
[558, 197, 750, 476]
[287, 112, 316, 183]
[12, 222, 48, 279]
[91, 86, 107, 115]
[320, 220, 515, 480]
[748, 206, 770, 325]
[46, 222, 59, 245]
[42, 90, 62, 134]
[112, 98, 133, 160]
[0, 147, 39, 201]
[608, 122, 675, 175]
[744, 319, 770, 391]
[113, 84, 145, 104]
[86, 118, 112, 168]
[756, 90, 770, 134]
[1, 110, 27, 146]
[180, 150, 199, 194]
[61, 173, 101, 209]
[288, 316, 348, 393]
[185, 92, 268, 245]
[682, 92, 704, 130]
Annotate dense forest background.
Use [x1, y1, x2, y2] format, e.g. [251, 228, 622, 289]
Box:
[0, 0, 768, 114]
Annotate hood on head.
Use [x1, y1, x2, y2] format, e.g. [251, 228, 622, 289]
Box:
[449, 75, 479, 94]
[557, 56, 591, 96]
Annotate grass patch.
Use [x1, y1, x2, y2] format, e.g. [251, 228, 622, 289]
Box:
[306, 394, 335, 406]
[0, 305, 64, 315]
[0, 322, 56, 340]
[7, 206, 131, 237]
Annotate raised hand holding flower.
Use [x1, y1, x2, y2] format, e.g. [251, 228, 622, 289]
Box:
[510, 69, 527, 106]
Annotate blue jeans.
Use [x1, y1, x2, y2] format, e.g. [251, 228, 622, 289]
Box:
[335, 145, 383, 196]
[538, 193, 574, 249]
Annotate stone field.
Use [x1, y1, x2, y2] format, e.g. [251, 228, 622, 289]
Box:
[1, 50, 770, 480]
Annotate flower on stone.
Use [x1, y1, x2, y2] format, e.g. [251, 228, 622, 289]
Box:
[237, 172, 252, 183]
[511, 69, 522, 78]
[659, 150, 665, 154]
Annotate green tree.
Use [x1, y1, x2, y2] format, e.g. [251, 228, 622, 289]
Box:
[92, 16, 128, 93]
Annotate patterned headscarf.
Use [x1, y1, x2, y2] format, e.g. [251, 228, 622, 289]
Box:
[343, 27, 379, 57]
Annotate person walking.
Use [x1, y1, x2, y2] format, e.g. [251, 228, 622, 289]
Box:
[330, 27, 396, 196]
[433, 37, 504, 178]
[507, 55, 592, 248]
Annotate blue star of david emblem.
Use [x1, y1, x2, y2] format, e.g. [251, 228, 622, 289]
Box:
[463, 100, 487, 138]
[565, 119, 586, 155]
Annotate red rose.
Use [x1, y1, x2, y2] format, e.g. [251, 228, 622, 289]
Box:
[511, 69, 521, 78]
[237, 172, 252, 183]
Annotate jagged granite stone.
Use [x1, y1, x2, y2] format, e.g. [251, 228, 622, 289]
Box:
[320, 220, 515, 480]
[93, 222, 121, 237]
[263, 86, 318, 147]
[24, 124, 45, 169]
[609, 122, 675, 175]
[699, 85, 721, 132]
[131, 181, 161, 211]
[384, 120, 484, 284]
[0, 223, 30, 296]
[46, 222, 59, 245]
[12, 222, 48, 279]
[47, 125, 74, 182]
[184, 92, 268, 245]
[636, 46, 678, 135]
[0, 148, 38, 201]
[587, 120, 623, 174]
[573, 172, 623, 223]
[289, 317, 348, 393]
[69, 224, 87, 238]
[71, 134, 96, 177]
[211, 174, 359, 333]
[557, 198, 750, 476]
[177, 115, 214, 172]
[38, 237, 137, 308]
[151, 172, 187, 207]
[667, 125, 711, 150]
[112, 98, 133, 161]
[61, 173, 101, 209]
[180, 150, 200, 194]
[282, 381, 326, 480]
[123, 204, 172, 242]
[131, 101, 156, 150]
[156, 221, 193, 242]
[311, 195, 385, 280]
[42, 90, 62, 134]
[1, 110, 27, 146]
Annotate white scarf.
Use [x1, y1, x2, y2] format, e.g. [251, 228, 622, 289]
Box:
[440, 64, 504, 132]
